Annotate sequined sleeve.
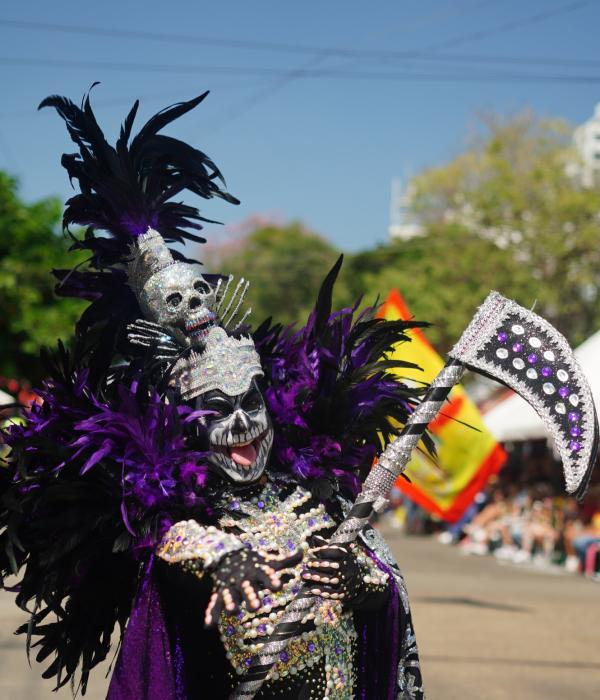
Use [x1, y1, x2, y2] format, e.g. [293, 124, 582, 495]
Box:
[347, 542, 390, 611]
[156, 520, 244, 578]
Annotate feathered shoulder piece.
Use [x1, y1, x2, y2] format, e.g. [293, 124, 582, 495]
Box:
[0, 342, 213, 692]
[254, 256, 433, 499]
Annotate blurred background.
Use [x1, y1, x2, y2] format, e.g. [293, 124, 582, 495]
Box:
[1, 1, 600, 698]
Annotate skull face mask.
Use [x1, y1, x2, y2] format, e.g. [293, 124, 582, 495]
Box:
[198, 380, 273, 483]
[128, 228, 218, 347]
[140, 263, 217, 346]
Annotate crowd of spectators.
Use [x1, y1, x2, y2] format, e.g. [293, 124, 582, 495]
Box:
[387, 441, 600, 578]
[424, 477, 600, 579]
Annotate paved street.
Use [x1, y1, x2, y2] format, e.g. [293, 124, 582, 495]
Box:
[384, 525, 600, 700]
[0, 529, 598, 699]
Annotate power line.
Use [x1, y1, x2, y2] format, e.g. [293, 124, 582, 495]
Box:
[401, 52, 600, 68]
[0, 19, 327, 56]
[206, 52, 331, 134]
[420, 0, 596, 52]
[206, 2, 495, 135]
[1, 1, 597, 66]
[1, 4, 596, 128]
[354, 0, 497, 46]
[0, 55, 598, 84]
[0, 56, 281, 75]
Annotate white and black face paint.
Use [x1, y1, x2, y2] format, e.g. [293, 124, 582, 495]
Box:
[197, 380, 273, 484]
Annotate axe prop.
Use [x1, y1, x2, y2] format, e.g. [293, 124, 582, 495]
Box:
[231, 291, 599, 699]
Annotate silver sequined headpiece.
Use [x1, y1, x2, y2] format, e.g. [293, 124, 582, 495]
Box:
[126, 228, 252, 349]
[175, 326, 263, 401]
[127, 228, 176, 299]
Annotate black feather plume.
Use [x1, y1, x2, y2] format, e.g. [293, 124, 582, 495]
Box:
[39, 87, 238, 260]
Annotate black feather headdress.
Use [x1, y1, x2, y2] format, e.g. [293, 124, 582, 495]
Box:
[42, 86, 238, 266]
[43, 87, 238, 381]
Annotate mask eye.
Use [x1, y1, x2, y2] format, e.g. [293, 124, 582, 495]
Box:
[242, 390, 263, 412]
[204, 396, 231, 418]
[194, 280, 210, 294]
[166, 292, 183, 308]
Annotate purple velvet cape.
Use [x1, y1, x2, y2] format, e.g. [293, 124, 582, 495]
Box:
[107, 554, 404, 700]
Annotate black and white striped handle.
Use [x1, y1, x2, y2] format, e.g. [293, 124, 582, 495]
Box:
[230, 359, 465, 699]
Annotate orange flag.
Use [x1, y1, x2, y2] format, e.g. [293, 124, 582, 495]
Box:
[378, 290, 507, 523]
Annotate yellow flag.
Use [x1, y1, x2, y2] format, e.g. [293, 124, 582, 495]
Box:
[379, 290, 506, 523]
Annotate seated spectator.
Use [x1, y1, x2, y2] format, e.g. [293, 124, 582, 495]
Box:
[571, 511, 600, 571]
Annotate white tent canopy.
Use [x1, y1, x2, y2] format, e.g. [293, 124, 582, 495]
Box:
[483, 329, 600, 442]
[0, 389, 14, 406]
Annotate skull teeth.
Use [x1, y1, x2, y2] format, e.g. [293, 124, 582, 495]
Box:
[185, 311, 217, 333]
[211, 427, 267, 448]
[231, 438, 254, 447]
[210, 428, 274, 483]
[211, 425, 268, 447]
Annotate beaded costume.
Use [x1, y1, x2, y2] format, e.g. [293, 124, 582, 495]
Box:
[0, 91, 426, 699]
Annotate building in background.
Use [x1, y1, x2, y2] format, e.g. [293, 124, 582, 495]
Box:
[388, 177, 423, 240]
[573, 103, 600, 188]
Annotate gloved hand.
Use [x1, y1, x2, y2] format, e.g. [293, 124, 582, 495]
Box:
[204, 548, 303, 626]
[302, 538, 363, 604]
[302, 536, 389, 608]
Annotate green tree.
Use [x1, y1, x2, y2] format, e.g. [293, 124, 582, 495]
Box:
[0, 172, 84, 383]
[347, 225, 539, 353]
[403, 111, 600, 347]
[209, 221, 352, 326]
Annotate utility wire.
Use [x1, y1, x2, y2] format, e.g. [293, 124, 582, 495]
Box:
[206, 1, 497, 134]
[1, 56, 598, 83]
[206, 52, 331, 134]
[419, 0, 596, 52]
[394, 52, 600, 68]
[0, 1, 596, 65]
[1, 3, 596, 127]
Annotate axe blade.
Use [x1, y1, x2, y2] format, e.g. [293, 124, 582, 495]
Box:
[449, 291, 598, 498]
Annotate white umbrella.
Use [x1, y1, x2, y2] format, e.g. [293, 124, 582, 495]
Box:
[483, 329, 600, 441]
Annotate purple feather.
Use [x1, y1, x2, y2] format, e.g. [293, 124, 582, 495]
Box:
[253, 257, 429, 497]
[3, 369, 212, 540]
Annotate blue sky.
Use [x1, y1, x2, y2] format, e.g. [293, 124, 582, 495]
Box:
[0, 0, 598, 252]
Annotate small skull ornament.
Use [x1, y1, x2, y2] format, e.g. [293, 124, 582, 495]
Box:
[139, 262, 217, 346]
[197, 380, 274, 484]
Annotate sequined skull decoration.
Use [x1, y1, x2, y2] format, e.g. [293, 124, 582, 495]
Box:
[178, 326, 273, 483]
[128, 228, 217, 346]
[198, 380, 274, 483]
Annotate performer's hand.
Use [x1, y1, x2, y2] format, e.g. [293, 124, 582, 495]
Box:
[302, 537, 363, 603]
[204, 548, 302, 627]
